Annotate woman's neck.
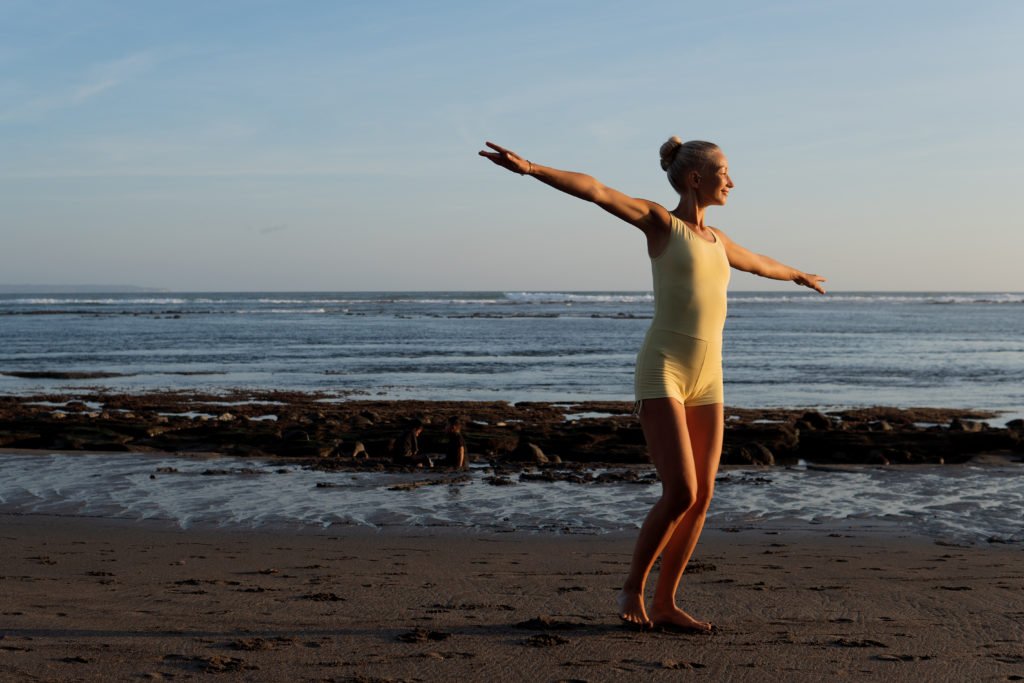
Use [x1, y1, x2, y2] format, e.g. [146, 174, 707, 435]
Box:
[673, 195, 705, 227]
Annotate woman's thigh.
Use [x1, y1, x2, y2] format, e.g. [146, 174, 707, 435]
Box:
[638, 397, 698, 496]
[683, 403, 724, 494]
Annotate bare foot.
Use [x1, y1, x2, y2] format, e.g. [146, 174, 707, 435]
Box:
[649, 605, 713, 633]
[617, 590, 651, 629]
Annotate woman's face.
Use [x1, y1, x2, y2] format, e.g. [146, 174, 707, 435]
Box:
[697, 151, 734, 206]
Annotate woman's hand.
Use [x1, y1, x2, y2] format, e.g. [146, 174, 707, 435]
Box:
[794, 272, 827, 294]
[479, 141, 531, 175]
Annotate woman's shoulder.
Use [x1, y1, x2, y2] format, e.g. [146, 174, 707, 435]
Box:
[708, 225, 731, 240]
[641, 202, 675, 235]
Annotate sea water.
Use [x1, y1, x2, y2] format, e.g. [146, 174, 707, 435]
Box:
[1, 291, 1022, 540]
[1, 291, 1022, 419]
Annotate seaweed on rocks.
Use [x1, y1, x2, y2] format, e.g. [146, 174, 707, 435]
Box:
[0, 392, 1018, 471]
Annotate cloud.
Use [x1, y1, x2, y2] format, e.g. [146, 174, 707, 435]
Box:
[0, 51, 155, 123]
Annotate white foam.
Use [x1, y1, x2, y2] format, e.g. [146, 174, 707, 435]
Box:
[0, 452, 1020, 542]
[8, 298, 189, 305]
[503, 292, 654, 304]
[728, 293, 1024, 305]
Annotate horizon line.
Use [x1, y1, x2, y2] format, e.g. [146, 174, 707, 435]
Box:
[1, 286, 1021, 295]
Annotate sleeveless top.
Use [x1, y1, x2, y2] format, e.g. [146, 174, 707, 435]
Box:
[648, 214, 731, 343]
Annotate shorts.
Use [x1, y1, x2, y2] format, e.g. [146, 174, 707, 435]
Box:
[633, 328, 723, 414]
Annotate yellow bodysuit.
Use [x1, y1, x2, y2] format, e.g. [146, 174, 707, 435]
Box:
[634, 214, 731, 411]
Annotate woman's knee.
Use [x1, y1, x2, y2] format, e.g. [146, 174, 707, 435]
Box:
[660, 487, 697, 520]
[693, 485, 715, 514]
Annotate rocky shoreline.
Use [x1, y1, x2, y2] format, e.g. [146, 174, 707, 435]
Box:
[2, 391, 1022, 471]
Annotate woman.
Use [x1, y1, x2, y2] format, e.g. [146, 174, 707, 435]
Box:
[479, 138, 826, 632]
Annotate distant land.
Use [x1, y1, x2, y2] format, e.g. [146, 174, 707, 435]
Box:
[0, 285, 165, 294]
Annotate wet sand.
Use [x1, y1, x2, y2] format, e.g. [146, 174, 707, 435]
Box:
[1, 514, 1021, 682]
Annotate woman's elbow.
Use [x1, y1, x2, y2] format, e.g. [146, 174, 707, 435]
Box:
[583, 180, 606, 203]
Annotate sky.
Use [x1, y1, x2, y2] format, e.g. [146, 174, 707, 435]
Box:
[1, 0, 1022, 292]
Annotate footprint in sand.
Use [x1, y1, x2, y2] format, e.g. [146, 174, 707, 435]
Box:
[515, 616, 589, 630]
[299, 592, 344, 601]
[226, 637, 295, 651]
[523, 634, 571, 647]
[415, 651, 476, 661]
[396, 628, 452, 643]
[832, 638, 888, 648]
[873, 654, 933, 662]
[162, 654, 256, 673]
[658, 659, 707, 670]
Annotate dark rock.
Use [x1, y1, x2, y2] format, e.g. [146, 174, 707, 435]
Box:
[594, 469, 648, 484]
[282, 429, 310, 442]
[799, 411, 833, 430]
[274, 440, 337, 458]
[726, 423, 798, 461]
[723, 442, 774, 466]
[949, 418, 983, 432]
[948, 430, 1018, 455]
[511, 441, 548, 464]
[865, 450, 890, 465]
[1, 371, 128, 379]
[0, 432, 44, 448]
[1, 393, 1014, 471]
[799, 430, 955, 464]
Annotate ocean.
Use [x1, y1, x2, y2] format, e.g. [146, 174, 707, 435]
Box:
[2, 290, 1022, 541]
[2, 290, 1022, 419]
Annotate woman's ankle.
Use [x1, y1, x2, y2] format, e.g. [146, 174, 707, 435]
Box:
[649, 595, 678, 612]
[620, 581, 644, 596]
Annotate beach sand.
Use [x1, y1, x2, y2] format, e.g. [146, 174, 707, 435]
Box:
[1, 514, 1021, 682]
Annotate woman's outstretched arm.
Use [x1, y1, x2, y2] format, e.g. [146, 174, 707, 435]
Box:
[479, 141, 670, 233]
[712, 228, 827, 294]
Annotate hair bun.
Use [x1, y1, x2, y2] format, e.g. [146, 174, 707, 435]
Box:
[659, 136, 683, 171]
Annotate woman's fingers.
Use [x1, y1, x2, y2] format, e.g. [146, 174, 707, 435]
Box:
[479, 141, 526, 175]
[478, 150, 507, 164]
[484, 141, 522, 161]
[797, 273, 827, 294]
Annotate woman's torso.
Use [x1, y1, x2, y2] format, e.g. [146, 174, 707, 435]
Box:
[648, 214, 731, 342]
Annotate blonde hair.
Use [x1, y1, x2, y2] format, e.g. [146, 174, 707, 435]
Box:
[659, 136, 721, 196]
